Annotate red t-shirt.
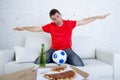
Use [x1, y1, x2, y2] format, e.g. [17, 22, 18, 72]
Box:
[42, 20, 76, 50]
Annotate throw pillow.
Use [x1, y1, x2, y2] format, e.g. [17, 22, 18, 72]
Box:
[13, 46, 39, 63]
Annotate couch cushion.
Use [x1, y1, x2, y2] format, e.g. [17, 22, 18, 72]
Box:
[78, 59, 113, 79]
[24, 32, 51, 51]
[72, 36, 95, 58]
[13, 46, 39, 63]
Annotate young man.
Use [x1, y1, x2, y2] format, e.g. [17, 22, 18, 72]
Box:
[14, 9, 110, 66]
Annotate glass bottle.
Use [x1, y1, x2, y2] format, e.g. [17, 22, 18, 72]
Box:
[40, 43, 46, 67]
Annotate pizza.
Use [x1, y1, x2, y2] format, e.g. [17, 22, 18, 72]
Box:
[51, 66, 66, 72]
[44, 70, 76, 80]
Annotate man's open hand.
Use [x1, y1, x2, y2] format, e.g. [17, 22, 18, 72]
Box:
[99, 13, 111, 19]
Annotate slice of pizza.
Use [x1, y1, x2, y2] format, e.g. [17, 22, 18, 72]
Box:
[51, 66, 66, 72]
[44, 70, 76, 80]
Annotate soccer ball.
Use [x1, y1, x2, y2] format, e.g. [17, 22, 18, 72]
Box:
[52, 50, 67, 64]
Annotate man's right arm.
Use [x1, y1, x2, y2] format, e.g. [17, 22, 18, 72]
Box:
[14, 26, 43, 32]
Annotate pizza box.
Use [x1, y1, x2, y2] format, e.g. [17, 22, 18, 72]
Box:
[37, 65, 89, 80]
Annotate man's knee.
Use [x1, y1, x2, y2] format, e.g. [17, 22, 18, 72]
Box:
[70, 55, 84, 66]
[65, 50, 84, 66]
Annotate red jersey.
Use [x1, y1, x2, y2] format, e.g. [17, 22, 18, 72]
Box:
[42, 20, 76, 50]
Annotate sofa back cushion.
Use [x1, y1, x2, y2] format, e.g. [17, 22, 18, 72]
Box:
[72, 36, 95, 59]
[24, 32, 51, 52]
[25, 32, 95, 59]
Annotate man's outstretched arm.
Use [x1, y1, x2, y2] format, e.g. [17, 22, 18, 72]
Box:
[14, 26, 43, 32]
[76, 13, 110, 26]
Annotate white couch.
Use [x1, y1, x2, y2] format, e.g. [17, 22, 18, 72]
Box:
[0, 32, 120, 80]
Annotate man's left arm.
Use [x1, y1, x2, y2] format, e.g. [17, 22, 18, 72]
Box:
[76, 13, 110, 27]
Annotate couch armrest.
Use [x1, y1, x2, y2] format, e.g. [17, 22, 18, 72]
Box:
[95, 49, 120, 80]
[0, 49, 14, 75]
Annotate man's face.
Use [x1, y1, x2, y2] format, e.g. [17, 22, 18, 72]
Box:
[50, 13, 63, 26]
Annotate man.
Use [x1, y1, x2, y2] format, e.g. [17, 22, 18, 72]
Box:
[14, 9, 110, 66]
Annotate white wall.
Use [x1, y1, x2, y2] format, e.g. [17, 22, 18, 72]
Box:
[0, 0, 120, 52]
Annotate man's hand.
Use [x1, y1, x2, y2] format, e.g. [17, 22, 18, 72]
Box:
[98, 13, 111, 19]
[14, 27, 24, 31]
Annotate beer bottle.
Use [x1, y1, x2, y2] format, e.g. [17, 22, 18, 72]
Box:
[40, 43, 46, 67]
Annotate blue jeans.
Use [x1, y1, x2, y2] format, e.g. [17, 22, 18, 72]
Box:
[35, 48, 84, 66]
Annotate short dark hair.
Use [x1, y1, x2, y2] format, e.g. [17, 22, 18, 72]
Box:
[49, 9, 61, 17]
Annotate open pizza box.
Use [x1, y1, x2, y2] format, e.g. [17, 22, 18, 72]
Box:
[0, 65, 89, 80]
[37, 65, 89, 80]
